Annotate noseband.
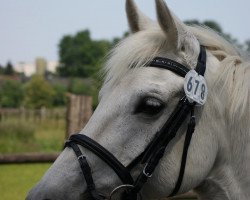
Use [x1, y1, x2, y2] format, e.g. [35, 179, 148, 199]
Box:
[65, 45, 207, 200]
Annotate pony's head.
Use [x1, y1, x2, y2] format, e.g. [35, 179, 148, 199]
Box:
[27, 0, 250, 200]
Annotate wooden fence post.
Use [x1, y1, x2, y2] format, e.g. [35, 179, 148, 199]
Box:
[66, 94, 93, 139]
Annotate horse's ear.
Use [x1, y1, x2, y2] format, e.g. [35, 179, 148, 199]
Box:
[155, 0, 179, 49]
[126, 0, 154, 33]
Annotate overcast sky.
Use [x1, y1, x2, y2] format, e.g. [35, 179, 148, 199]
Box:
[0, 0, 249, 65]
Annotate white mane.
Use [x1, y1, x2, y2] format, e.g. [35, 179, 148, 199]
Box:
[191, 26, 250, 121]
[103, 28, 167, 89]
[103, 25, 250, 124]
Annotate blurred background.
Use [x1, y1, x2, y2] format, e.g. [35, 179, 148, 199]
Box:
[0, 0, 249, 199]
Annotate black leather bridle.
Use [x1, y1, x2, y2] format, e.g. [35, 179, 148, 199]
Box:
[65, 45, 207, 200]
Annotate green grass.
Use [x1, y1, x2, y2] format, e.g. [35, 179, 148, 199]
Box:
[0, 117, 65, 153]
[0, 163, 51, 200]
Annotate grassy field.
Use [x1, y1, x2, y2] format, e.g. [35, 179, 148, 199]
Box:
[0, 163, 51, 200]
[0, 113, 64, 199]
[0, 118, 65, 153]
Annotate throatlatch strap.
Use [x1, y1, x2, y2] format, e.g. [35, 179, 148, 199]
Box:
[169, 106, 196, 197]
[140, 97, 188, 164]
[130, 99, 193, 194]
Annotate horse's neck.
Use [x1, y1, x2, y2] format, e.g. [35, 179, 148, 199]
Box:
[227, 118, 250, 199]
[196, 56, 250, 199]
[225, 74, 250, 199]
[195, 119, 250, 200]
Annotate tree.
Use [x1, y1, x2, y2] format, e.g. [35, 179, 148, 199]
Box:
[52, 83, 67, 106]
[0, 80, 24, 108]
[244, 40, 250, 52]
[57, 30, 111, 78]
[185, 19, 223, 33]
[0, 64, 4, 74]
[4, 61, 15, 75]
[203, 21, 222, 33]
[184, 19, 242, 48]
[111, 31, 129, 46]
[67, 78, 100, 109]
[24, 75, 55, 108]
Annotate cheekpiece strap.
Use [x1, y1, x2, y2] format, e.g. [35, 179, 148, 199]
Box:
[195, 45, 206, 76]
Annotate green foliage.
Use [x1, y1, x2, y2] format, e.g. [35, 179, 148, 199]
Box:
[68, 78, 101, 108]
[111, 31, 129, 46]
[244, 40, 250, 52]
[57, 30, 111, 78]
[0, 61, 16, 75]
[0, 80, 24, 108]
[0, 64, 4, 74]
[185, 19, 223, 33]
[203, 21, 223, 33]
[68, 78, 92, 95]
[4, 61, 15, 75]
[52, 83, 67, 106]
[184, 19, 242, 49]
[24, 75, 55, 109]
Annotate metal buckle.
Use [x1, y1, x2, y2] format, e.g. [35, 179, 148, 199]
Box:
[77, 155, 85, 160]
[143, 165, 152, 178]
[108, 184, 135, 200]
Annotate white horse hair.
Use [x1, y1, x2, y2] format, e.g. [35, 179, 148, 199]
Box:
[27, 0, 250, 200]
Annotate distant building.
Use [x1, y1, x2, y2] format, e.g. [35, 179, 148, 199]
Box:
[36, 58, 47, 75]
[15, 62, 35, 76]
[15, 58, 58, 77]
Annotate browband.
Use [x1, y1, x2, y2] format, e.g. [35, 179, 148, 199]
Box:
[149, 45, 206, 77]
[149, 57, 189, 77]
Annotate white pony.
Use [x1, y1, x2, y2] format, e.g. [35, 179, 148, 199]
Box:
[27, 0, 250, 199]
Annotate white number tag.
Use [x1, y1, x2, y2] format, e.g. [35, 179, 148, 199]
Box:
[184, 70, 208, 105]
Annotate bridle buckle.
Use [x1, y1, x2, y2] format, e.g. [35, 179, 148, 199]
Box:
[143, 165, 152, 178]
[78, 155, 85, 160]
[108, 184, 135, 200]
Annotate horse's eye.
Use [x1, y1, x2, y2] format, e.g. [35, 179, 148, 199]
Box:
[135, 97, 165, 116]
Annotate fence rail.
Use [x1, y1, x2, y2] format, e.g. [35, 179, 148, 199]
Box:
[0, 107, 66, 122]
[0, 152, 60, 164]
